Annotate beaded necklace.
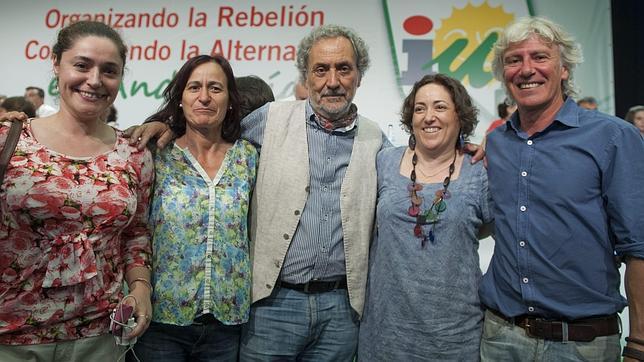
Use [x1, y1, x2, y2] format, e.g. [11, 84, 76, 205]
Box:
[408, 136, 457, 248]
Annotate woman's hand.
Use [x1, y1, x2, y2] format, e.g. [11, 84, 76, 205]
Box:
[124, 122, 175, 150]
[123, 267, 153, 338]
[123, 282, 152, 338]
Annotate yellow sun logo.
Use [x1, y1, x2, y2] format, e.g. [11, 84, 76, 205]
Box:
[434, 2, 514, 75]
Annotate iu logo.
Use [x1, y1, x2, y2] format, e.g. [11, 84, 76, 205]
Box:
[385, 1, 521, 89]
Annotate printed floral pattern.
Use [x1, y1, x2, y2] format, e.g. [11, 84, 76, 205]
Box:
[0, 121, 153, 345]
[150, 140, 257, 326]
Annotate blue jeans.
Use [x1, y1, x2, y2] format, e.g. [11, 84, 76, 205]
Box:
[480, 310, 621, 362]
[240, 287, 359, 361]
[129, 320, 241, 362]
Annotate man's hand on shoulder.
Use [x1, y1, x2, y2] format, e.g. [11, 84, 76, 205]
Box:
[464, 137, 487, 167]
[124, 122, 175, 151]
[0, 111, 28, 123]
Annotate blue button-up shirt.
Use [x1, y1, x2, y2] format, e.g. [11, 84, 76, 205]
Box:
[480, 98, 644, 320]
[242, 101, 373, 283]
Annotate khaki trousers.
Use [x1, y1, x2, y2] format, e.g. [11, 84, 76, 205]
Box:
[0, 334, 124, 362]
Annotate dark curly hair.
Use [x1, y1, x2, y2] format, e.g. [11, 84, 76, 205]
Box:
[400, 73, 479, 144]
[146, 54, 241, 142]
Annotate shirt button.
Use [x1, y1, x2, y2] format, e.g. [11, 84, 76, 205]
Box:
[323, 186, 328, 191]
[522, 277, 529, 284]
[294, 210, 300, 215]
[519, 240, 526, 247]
[266, 284, 272, 289]
[528, 306, 535, 312]
[274, 260, 281, 268]
[305, 186, 310, 192]
[521, 171, 528, 177]
[283, 233, 289, 240]
[520, 205, 527, 212]
[527, 140, 533, 145]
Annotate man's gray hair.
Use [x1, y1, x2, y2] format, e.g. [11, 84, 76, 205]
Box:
[491, 16, 583, 99]
[296, 24, 370, 83]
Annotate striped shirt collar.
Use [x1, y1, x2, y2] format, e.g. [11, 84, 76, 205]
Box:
[305, 100, 358, 133]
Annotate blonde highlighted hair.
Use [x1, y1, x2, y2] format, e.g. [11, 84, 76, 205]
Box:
[491, 16, 583, 99]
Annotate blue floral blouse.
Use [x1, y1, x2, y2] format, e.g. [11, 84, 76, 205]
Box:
[149, 140, 257, 326]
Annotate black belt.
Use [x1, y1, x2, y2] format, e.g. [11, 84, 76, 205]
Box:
[193, 313, 220, 326]
[277, 278, 347, 293]
[487, 308, 619, 342]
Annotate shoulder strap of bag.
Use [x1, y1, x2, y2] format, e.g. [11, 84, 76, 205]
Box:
[0, 121, 23, 186]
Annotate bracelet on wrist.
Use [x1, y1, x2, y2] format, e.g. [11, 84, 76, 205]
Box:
[627, 337, 644, 347]
[130, 278, 153, 293]
[623, 346, 644, 361]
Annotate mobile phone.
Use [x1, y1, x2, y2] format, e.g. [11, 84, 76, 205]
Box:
[110, 303, 134, 336]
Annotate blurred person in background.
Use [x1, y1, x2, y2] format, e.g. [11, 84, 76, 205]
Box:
[576, 96, 598, 110]
[625, 105, 644, 135]
[24, 86, 57, 117]
[0, 96, 36, 118]
[486, 98, 517, 134]
[236, 75, 275, 119]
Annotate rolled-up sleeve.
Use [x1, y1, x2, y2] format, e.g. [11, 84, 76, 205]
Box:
[603, 127, 644, 259]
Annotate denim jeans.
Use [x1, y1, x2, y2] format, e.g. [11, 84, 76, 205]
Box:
[129, 319, 241, 362]
[480, 310, 621, 362]
[239, 287, 359, 361]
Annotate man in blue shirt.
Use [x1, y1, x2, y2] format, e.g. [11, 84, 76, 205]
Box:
[480, 17, 644, 361]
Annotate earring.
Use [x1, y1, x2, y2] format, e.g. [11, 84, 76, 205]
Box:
[458, 131, 465, 149]
[408, 134, 416, 150]
[179, 103, 183, 107]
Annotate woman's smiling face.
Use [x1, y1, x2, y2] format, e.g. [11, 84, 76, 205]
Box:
[53, 35, 123, 120]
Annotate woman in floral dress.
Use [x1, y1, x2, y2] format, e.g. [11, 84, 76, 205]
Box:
[0, 21, 153, 361]
[131, 55, 257, 362]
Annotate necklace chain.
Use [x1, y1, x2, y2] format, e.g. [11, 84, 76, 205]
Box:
[408, 146, 457, 248]
[415, 158, 454, 178]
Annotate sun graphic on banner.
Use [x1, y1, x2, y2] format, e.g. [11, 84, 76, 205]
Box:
[434, 2, 514, 72]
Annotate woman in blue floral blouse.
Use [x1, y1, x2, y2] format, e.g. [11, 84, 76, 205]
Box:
[131, 55, 257, 362]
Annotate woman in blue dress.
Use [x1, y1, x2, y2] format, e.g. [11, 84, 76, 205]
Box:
[358, 73, 493, 361]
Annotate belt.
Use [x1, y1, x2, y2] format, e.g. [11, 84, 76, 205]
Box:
[487, 308, 619, 342]
[192, 313, 220, 326]
[277, 278, 347, 293]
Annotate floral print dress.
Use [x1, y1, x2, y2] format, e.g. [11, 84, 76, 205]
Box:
[0, 120, 153, 345]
